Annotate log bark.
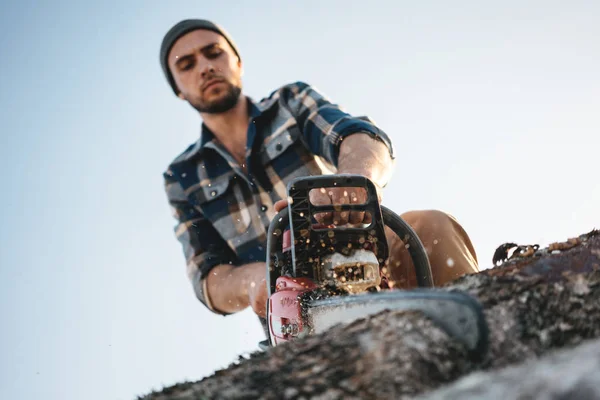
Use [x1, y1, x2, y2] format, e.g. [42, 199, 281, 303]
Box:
[138, 229, 600, 400]
[416, 336, 600, 400]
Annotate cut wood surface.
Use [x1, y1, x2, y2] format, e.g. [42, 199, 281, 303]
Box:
[138, 229, 600, 400]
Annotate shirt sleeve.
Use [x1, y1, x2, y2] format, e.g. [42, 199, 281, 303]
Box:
[283, 81, 395, 167]
[164, 170, 236, 316]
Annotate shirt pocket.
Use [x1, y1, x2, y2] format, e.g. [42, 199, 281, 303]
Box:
[259, 125, 332, 180]
[187, 172, 252, 249]
[259, 126, 299, 164]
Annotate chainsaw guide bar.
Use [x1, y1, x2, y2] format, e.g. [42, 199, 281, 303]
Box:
[303, 289, 489, 362]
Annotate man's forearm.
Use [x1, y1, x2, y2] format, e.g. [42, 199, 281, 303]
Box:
[338, 133, 394, 188]
[204, 262, 266, 314]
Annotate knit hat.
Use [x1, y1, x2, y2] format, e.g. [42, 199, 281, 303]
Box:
[160, 19, 241, 95]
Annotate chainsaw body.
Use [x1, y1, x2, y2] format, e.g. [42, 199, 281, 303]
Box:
[265, 174, 428, 345]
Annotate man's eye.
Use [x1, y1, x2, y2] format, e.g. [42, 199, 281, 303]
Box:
[180, 62, 193, 70]
[206, 49, 223, 59]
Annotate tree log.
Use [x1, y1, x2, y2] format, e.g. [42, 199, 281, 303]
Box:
[138, 229, 600, 400]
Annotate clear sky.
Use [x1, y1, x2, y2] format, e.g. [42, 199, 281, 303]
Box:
[1, 1, 598, 399]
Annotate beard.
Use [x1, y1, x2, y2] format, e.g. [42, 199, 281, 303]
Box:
[187, 80, 242, 114]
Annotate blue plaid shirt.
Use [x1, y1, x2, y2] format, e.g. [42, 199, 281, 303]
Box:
[163, 81, 394, 315]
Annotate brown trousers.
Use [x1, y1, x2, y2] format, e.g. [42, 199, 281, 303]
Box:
[384, 210, 479, 288]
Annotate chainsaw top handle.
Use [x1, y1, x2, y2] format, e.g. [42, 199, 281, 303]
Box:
[266, 174, 433, 298]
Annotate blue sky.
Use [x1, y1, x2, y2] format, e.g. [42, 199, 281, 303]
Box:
[1, 1, 598, 399]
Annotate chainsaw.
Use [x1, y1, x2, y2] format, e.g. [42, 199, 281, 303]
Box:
[262, 174, 489, 361]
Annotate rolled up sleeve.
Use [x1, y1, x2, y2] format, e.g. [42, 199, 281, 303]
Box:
[164, 170, 235, 315]
[283, 81, 395, 166]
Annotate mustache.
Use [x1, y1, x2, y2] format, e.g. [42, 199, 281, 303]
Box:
[201, 75, 227, 91]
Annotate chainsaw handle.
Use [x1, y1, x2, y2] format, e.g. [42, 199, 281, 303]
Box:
[287, 174, 389, 277]
[266, 208, 289, 298]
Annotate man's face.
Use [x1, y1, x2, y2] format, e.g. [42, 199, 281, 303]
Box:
[168, 30, 242, 113]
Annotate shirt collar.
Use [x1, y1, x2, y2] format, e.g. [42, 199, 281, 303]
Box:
[180, 95, 274, 163]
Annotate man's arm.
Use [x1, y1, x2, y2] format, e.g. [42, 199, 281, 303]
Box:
[164, 170, 268, 316]
[311, 133, 395, 225]
[337, 133, 394, 191]
[285, 82, 395, 224]
[204, 262, 268, 317]
[284, 81, 395, 169]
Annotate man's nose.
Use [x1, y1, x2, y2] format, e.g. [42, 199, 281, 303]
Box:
[200, 64, 216, 78]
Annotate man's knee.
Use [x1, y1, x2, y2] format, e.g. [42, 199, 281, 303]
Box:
[398, 208, 478, 269]
[399, 209, 455, 235]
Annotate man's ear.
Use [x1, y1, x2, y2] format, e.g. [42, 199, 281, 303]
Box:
[238, 58, 244, 77]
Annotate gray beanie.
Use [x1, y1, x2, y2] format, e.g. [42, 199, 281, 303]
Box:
[160, 19, 241, 95]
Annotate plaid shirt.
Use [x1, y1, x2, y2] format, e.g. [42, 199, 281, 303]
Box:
[163, 81, 394, 317]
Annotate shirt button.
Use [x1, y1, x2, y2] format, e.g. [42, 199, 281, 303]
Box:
[260, 205, 268, 212]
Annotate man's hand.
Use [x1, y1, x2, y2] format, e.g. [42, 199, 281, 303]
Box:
[274, 132, 391, 226]
[274, 183, 371, 225]
[204, 261, 269, 317]
[309, 185, 371, 225]
[247, 272, 268, 318]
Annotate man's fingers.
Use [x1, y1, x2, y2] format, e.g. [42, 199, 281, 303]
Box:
[256, 278, 268, 318]
[309, 186, 372, 226]
[309, 188, 332, 224]
[273, 199, 288, 212]
[249, 276, 268, 318]
[330, 188, 349, 225]
[348, 187, 367, 224]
